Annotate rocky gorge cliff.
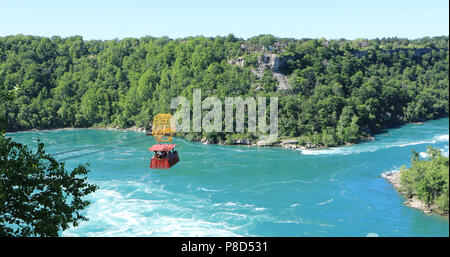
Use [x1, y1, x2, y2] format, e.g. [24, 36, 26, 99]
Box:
[229, 53, 293, 91]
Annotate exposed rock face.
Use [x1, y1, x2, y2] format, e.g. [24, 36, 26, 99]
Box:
[261, 53, 278, 67]
[229, 54, 292, 91]
[259, 54, 292, 91]
[262, 53, 294, 72]
[272, 72, 290, 90]
[228, 57, 245, 67]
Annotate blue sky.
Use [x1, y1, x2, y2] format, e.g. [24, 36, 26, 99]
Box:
[1, 0, 448, 40]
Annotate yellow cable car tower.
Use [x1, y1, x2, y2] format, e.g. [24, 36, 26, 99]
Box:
[149, 114, 179, 169]
[151, 114, 176, 144]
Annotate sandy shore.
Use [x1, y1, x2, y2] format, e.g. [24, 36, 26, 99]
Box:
[382, 171, 433, 214]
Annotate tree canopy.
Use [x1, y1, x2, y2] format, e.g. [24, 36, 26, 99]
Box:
[0, 34, 448, 146]
[0, 89, 98, 237]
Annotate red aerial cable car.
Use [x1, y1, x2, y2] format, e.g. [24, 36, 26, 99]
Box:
[148, 114, 179, 169]
[148, 144, 179, 169]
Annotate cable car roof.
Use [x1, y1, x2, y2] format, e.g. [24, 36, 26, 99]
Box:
[148, 144, 177, 152]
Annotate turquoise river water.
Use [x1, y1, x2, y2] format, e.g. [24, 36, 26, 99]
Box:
[6, 118, 449, 237]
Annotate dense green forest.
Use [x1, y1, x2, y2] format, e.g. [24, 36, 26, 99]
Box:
[400, 146, 449, 215]
[0, 34, 448, 146]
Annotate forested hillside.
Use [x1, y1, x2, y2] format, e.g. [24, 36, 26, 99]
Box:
[0, 34, 448, 146]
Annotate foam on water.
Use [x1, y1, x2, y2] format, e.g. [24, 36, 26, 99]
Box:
[317, 198, 334, 206]
[62, 188, 246, 237]
[212, 202, 267, 212]
[197, 187, 222, 192]
[274, 220, 301, 224]
[442, 145, 449, 157]
[300, 133, 449, 156]
[436, 134, 449, 141]
[419, 144, 449, 159]
[300, 148, 352, 155]
[381, 168, 401, 178]
[419, 152, 429, 158]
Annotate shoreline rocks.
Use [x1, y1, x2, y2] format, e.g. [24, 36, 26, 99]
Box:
[382, 171, 402, 189]
[201, 138, 212, 145]
[123, 125, 147, 133]
[234, 139, 251, 145]
[7, 126, 367, 152]
[256, 140, 275, 147]
[383, 170, 434, 215]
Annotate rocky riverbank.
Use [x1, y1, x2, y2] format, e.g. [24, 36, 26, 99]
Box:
[99, 126, 330, 150]
[7, 125, 375, 151]
[200, 137, 327, 150]
[382, 170, 434, 215]
[201, 136, 375, 150]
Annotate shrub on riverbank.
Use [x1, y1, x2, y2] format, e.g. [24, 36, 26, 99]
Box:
[400, 146, 449, 215]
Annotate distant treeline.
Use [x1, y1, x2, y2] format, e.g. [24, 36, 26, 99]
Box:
[0, 34, 448, 146]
